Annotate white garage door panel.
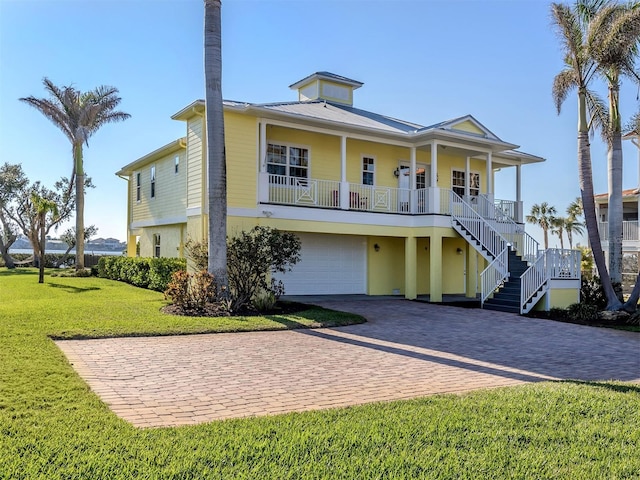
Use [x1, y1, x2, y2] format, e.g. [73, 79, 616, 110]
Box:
[275, 234, 366, 295]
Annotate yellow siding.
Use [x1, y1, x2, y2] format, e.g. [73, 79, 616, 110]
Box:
[187, 116, 204, 209]
[451, 120, 484, 135]
[368, 236, 405, 295]
[442, 237, 466, 294]
[138, 224, 183, 259]
[131, 149, 186, 223]
[226, 112, 258, 208]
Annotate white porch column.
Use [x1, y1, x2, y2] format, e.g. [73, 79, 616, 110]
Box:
[485, 151, 493, 202]
[465, 156, 470, 198]
[429, 141, 440, 213]
[516, 164, 523, 223]
[410, 146, 417, 213]
[258, 120, 269, 203]
[340, 135, 349, 210]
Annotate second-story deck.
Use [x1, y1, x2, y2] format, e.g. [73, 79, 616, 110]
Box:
[262, 173, 521, 222]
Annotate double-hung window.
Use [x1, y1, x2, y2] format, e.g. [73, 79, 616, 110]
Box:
[153, 234, 161, 258]
[174, 155, 179, 174]
[267, 143, 309, 183]
[135, 172, 141, 202]
[150, 165, 156, 198]
[362, 156, 374, 185]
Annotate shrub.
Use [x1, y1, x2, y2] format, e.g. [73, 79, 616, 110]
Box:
[164, 269, 219, 313]
[580, 276, 607, 310]
[97, 256, 185, 292]
[566, 303, 599, 322]
[227, 227, 300, 312]
[185, 237, 208, 271]
[253, 289, 277, 312]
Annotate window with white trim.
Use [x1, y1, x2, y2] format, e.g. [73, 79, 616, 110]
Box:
[362, 156, 374, 185]
[153, 234, 161, 258]
[266, 143, 309, 181]
[150, 165, 156, 198]
[135, 172, 141, 202]
[452, 170, 480, 197]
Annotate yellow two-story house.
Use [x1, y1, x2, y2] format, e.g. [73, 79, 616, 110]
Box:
[117, 72, 580, 313]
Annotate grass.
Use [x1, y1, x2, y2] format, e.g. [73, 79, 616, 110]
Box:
[2, 269, 639, 479]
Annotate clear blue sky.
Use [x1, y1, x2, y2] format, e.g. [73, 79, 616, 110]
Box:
[1, 0, 638, 246]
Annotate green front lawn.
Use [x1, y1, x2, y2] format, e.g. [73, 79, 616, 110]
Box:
[1, 269, 639, 479]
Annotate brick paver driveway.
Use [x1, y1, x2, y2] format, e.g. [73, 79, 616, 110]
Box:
[56, 299, 640, 428]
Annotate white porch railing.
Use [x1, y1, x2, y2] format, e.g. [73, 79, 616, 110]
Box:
[481, 248, 509, 305]
[348, 184, 413, 214]
[495, 199, 517, 221]
[547, 248, 581, 279]
[598, 221, 639, 241]
[268, 174, 341, 208]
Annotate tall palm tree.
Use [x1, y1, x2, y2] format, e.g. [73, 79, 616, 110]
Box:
[204, 0, 228, 291]
[20, 80, 129, 270]
[586, 1, 640, 289]
[551, 216, 567, 250]
[526, 202, 557, 250]
[564, 216, 585, 250]
[551, 1, 621, 309]
[567, 196, 583, 220]
[31, 192, 59, 284]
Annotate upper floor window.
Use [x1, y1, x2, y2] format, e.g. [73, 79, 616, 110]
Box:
[150, 165, 156, 198]
[135, 172, 141, 202]
[266, 143, 309, 180]
[452, 170, 480, 197]
[362, 156, 374, 185]
[175, 155, 179, 174]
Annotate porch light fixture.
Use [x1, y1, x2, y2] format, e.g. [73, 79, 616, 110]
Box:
[374, 243, 381, 252]
[393, 168, 400, 178]
[456, 247, 463, 255]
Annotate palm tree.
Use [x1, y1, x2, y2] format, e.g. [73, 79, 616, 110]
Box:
[564, 216, 585, 250]
[551, 1, 621, 309]
[204, 0, 228, 291]
[567, 196, 583, 221]
[585, 1, 640, 289]
[31, 192, 59, 284]
[551, 216, 567, 250]
[20, 80, 129, 270]
[526, 202, 557, 250]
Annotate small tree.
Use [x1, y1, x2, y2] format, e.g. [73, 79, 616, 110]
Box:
[0, 163, 29, 268]
[31, 192, 59, 283]
[526, 202, 557, 250]
[57, 225, 98, 267]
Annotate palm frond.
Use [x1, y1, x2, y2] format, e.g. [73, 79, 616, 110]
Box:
[585, 89, 610, 141]
[552, 68, 578, 114]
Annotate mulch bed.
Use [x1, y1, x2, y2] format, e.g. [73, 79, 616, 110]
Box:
[162, 301, 310, 317]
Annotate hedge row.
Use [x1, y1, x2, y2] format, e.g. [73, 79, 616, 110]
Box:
[97, 256, 186, 292]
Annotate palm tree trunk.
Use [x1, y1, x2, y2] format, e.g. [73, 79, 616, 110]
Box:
[38, 213, 45, 284]
[204, 0, 227, 291]
[543, 228, 549, 250]
[577, 91, 621, 309]
[607, 82, 623, 293]
[74, 142, 85, 270]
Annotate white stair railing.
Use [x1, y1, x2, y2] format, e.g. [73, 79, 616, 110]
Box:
[481, 247, 509, 306]
[476, 194, 539, 264]
[448, 191, 510, 303]
[520, 250, 548, 314]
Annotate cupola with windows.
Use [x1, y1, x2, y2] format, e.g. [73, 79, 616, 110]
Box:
[289, 72, 363, 106]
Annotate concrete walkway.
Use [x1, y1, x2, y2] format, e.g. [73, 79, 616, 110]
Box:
[56, 299, 640, 428]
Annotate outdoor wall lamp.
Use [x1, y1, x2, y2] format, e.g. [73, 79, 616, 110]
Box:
[456, 247, 463, 255]
[374, 243, 381, 252]
[393, 168, 400, 178]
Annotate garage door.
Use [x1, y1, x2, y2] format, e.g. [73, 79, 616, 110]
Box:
[274, 233, 367, 295]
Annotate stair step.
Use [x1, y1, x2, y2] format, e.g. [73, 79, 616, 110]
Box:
[483, 303, 519, 314]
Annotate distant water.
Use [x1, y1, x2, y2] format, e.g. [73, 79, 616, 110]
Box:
[9, 248, 122, 256]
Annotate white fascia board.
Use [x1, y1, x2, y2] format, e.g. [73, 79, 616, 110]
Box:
[186, 206, 202, 217]
[229, 206, 453, 229]
[130, 215, 188, 229]
[116, 138, 186, 176]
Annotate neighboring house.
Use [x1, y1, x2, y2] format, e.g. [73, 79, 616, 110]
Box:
[117, 72, 580, 313]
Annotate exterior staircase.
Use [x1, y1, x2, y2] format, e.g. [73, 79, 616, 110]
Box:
[449, 192, 549, 314]
[483, 250, 529, 313]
